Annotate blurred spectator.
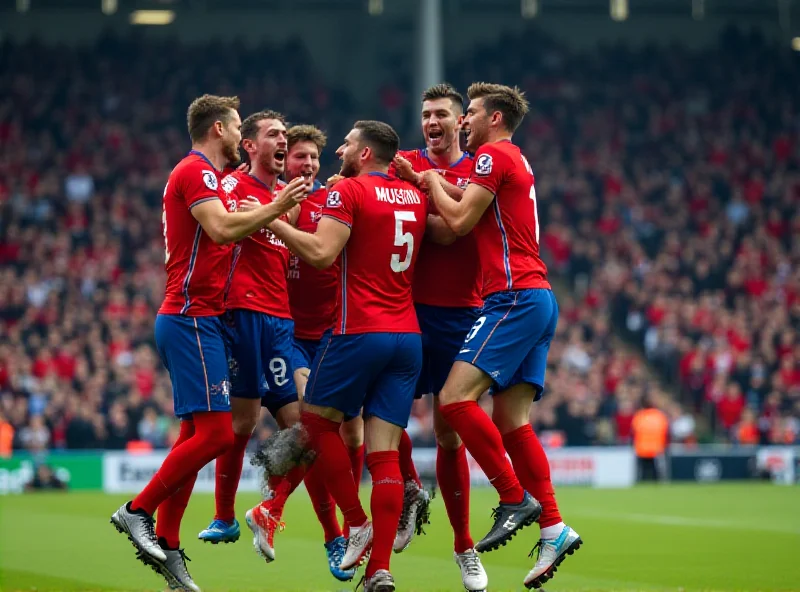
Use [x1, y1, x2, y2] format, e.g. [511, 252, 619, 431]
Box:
[24, 463, 67, 492]
[632, 398, 669, 481]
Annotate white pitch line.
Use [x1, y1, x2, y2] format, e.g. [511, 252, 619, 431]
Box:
[571, 510, 800, 535]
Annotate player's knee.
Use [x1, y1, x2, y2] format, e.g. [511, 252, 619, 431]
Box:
[434, 426, 461, 450]
[231, 414, 258, 436]
[341, 420, 364, 448]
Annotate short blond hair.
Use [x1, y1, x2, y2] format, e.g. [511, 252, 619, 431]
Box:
[287, 125, 327, 153]
[467, 82, 529, 132]
[187, 94, 240, 142]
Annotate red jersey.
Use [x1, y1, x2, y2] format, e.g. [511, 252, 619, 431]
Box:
[324, 172, 427, 335]
[393, 149, 482, 308]
[158, 151, 236, 316]
[223, 171, 292, 319]
[468, 140, 550, 298]
[287, 181, 339, 340]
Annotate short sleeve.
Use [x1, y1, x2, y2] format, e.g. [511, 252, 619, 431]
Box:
[323, 178, 361, 228]
[182, 161, 222, 209]
[468, 144, 506, 195]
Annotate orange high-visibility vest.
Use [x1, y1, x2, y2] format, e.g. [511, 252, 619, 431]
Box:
[631, 408, 669, 458]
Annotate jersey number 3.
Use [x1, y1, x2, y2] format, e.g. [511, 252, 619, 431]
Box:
[391, 211, 416, 273]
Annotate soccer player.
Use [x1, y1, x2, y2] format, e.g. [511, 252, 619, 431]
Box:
[390, 83, 487, 591]
[110, 95, 308, 591]
[268, 120, 427, 592]
[197, 110, 308, 562]
[422, 83, 582, 589]
[283, 124, 362, 582]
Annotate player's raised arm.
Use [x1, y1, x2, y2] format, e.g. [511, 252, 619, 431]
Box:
[192, 176, 308, 244]
[424, 170, 494, 236]
[269, 215, 350, 270]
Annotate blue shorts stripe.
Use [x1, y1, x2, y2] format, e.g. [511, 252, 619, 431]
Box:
[472, 291, 518, 364]
[192, 317, 212, 411]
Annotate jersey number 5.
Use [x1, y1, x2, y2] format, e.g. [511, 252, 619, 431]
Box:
[391, 211, 416, 273]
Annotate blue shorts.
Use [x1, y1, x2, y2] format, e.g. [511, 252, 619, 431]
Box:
[415, 304, 481, 398]
[306, 332, 422, 428]
[155, 314, 231, 420]
[454, 289, 558, 399]
[292, 337, 320, 372]
[224, 309, 298, 417]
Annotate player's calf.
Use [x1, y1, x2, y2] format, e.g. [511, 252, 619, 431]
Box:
[524, 525, 582, 589]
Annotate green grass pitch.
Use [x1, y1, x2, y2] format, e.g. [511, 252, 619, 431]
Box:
[0, 483, 797, 591]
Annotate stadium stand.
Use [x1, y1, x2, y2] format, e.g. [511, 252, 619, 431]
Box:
[0, 26, 797, 452]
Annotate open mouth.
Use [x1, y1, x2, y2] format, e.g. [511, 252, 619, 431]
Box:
[428, 129, 444, 144]
[274, 150, 286, 163]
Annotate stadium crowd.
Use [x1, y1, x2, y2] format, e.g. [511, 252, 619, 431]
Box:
[1, 26, 798, 454]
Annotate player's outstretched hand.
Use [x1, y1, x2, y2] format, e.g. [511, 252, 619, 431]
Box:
[272, 176, 309, 213]
[420, 169, 442, 192]
[393, 155, 422, 186]
[326, 174, 344, 190]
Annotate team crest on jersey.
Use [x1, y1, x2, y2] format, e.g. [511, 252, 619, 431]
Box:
[326, 191, 342, 208]
[221, 174, 238, 194]
[456, 177, 469, 189]
[310, 210, 323, 223]
[475, 154, 493, 176]
[202, 170, 218, 191]
[225, 198, 237, 212]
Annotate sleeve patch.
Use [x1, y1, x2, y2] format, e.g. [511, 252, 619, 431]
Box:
[202, 170, 219, 191]
[326, 190, 342, 208]
[475, 154, 493, 176]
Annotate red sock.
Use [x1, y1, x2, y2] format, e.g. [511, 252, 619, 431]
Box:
[502, 424, 562, 528]
[305, 463, 342, 542]
[268, 465, 306, 520]
[365, 451, 403, 579]
[302, 411, 367, 528]
[398, 430, 421, 487]
[214, 432, 251, 522]
[436, 444, 473, 552]
[132, 412, 233, 515]
[348, 444, 365, 486]
[155, 420, 197, 548]
[439, 401, 524, 504]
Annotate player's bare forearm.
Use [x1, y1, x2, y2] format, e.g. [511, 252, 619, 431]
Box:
[423, 171, 493, 236]
[439, 177, 464, 201]
[270, 216, 349, 270]
[426, 214, 457, 245]
[269, 220, 328, 268]
[426, 175, 465, 233]
[192, 177, 308, 244]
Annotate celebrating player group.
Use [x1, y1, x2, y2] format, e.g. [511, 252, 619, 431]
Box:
[110, 82, 583, 592]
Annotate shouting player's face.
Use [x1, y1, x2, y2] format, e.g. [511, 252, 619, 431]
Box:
[422, 98, 460, 156]
[285, 140, 321, 184]
[250, 119, 288, 175]
[336, 129, 363, 178]
[462, 98, 491, 153]
[222, 110, 243, 165]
